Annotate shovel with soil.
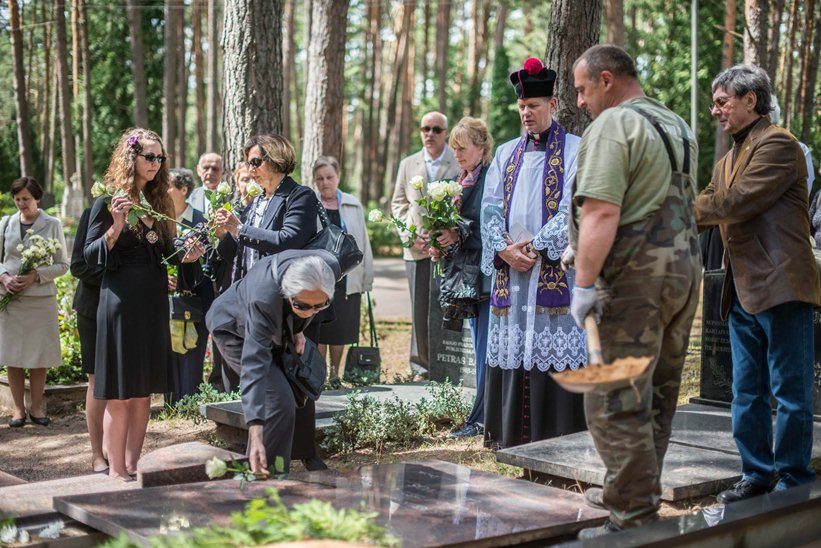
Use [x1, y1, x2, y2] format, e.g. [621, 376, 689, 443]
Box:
[550, 315, 652, 393]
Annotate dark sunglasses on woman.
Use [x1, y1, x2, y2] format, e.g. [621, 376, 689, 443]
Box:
[290, 297, 331, 312]
[247, 157, 269, 169]
[139, 153, 167, 164]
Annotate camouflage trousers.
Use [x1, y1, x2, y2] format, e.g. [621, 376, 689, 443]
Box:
[584, 271, 700, 528]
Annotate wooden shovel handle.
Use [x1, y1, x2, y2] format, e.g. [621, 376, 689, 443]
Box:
[584, 314, 603, 365]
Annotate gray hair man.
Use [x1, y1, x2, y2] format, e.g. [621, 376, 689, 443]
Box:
[696, 64, 821, 504]
[206, 250, 338, 474]
[390, 111, 459, 376]
[188, 152, 224, 214]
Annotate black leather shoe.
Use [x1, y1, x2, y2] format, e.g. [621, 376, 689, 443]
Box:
[716, 479, 770, 504]
[302, 456, 328, 471]
[29, 413, 50, 426]
[584, 487, 606, 509]
[577, 519, 623, 540]
[8, 417, 26, 428]
[448, 423, 483, 438]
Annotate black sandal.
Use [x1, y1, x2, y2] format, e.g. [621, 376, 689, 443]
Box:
[8, 417, 26, 428]
[28, 413, 50, 426]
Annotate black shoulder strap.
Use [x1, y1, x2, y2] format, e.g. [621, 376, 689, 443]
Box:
[625, 105, 690, 176]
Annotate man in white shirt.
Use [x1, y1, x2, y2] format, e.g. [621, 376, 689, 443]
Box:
[187, 152, 224, 214]
[391, 111, 459, 375]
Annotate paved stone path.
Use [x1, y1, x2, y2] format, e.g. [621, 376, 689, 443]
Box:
[371, 257, 411, 321]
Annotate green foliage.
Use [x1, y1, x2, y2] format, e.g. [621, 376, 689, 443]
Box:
[50, 275, 84, 385]
[489, 43, 522, 143]
[157, 383, 241, 424]
[366, 202, 402, 257]
[321, 380, 472, 455]
[96, 488, 398, 547]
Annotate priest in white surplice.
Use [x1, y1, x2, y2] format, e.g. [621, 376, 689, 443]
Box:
[480, 57, 587, 449]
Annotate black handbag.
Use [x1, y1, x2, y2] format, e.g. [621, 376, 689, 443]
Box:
[304, 199, 364, 278]
[282, 338, 327, 408]
[169, 294, 203, 322]
[344, 292, 381, 384]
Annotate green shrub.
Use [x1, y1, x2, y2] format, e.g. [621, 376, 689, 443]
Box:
[49, 275, 85, 385]
[416, 379, 473, 434]
[157, 383, 241, 423]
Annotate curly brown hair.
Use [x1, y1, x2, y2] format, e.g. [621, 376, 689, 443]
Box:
[103, 128, 175, 243]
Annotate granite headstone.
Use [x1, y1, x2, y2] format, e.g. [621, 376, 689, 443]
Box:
[428, 274, 477, 387]
[697, 269, 821, 418]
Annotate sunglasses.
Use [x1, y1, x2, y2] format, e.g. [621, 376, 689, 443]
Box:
[420, 126, 445, 134]
[139, 153, 167, 164]
[247, 157, 268, 169]
[290, 297, 331, 312]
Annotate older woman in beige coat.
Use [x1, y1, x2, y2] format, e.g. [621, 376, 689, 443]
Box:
[0, 177, 68, 427]
[312, 155, 374, 378]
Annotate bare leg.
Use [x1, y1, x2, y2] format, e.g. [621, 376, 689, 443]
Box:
[125, 397, 151, 475]
[6, 367, 27, 420]
[28, 368, 47, 417]
[104, 399, 131, 480]
[329, 345, 345, 379]
[86, 374, 108, 471]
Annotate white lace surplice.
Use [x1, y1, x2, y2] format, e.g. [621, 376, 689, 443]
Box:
[480, 135, 587, 373]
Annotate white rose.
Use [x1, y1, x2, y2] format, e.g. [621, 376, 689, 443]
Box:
[216, 181, 232, 195]
[204, 457, 228, 479]
[448, 181, 462, 197]
[246, 181, 263, 199]
[91, 182, 107, 199]
[368, 209, 384, 223]
[427, 181, 447, 201]
[410, 176, 424, 191]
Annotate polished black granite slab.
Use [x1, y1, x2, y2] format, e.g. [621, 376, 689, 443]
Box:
[558, 480, 821, 547]
[497, 404, 821, 501]
[54, 459, 607, 547]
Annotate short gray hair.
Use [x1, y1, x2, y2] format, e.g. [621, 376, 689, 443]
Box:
[280, 256, 335, 300]
[711, 65, 773, 116]
[169, 168, 196, 194]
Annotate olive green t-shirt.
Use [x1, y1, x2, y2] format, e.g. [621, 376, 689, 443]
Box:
[573, 97, 698, 226]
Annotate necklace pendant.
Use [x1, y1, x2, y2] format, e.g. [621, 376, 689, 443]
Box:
[146, 230, 159, 244]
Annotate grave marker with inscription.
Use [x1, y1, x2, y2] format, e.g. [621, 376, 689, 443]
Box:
[428, 275, 477, 387]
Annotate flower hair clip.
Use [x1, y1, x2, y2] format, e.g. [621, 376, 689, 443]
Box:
[127, 134, 142, 153]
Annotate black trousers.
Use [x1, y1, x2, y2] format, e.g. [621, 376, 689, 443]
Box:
[405, 258, 431, 374]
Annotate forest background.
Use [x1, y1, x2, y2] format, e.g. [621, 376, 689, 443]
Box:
[0, 0, 819, 217]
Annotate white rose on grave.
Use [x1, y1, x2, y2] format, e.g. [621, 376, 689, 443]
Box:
[205, 457, 228, 479]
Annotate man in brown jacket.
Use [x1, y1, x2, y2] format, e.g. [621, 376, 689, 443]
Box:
[696, 64, 821, 503]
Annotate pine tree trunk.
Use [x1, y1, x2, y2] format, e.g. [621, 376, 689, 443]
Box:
[281, 0, 295, 143]
[714, 0, 736, 162]
[382, 2, 413, 194]
[398, 7, 416, 162]
[362, 0, 383, 203]
[781, 0, 800, 129]
[545, 0, 602, 135]
[300, 0, 351, 185]
[206, 0, 220, 152]
[40, 0, 53, 190]
[492, 2, 509, 57]
[24, 1, 35, 109]
[193, 0, 206, 158]
[46, 64, 58, 193]
[421, 0, 431, 103]
[126, 0, 149, 128]
[798, 0, 818, 142]
[766, 0, 786, 83]
[78, 0, 93, 193]
[176, 5, 187, 166]
[9, 0, 35, 177]
[54, 0, 77, 187]
[435, 0, 451, 114]
[604, 0, 625, 47]
[743, 0, 769, 70]
[222, 0, 284, 172]
[163, 0, 178, 158]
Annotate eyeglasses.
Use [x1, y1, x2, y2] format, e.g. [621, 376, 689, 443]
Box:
[247, 157, 268, 169]
[290, 297, 331, 312]
[420, 126, 445, 134]
[138, 153, 167, 164]
[709, 95, 736, 113]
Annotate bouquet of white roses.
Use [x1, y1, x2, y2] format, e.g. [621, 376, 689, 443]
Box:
[0, 232, 62, 312]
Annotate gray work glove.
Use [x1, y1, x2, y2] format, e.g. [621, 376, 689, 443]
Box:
[570, 285, 601, 328]
[560, 246, 575, 272]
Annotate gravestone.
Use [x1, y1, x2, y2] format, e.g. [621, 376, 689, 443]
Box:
[697, 269, 821, 418]
[428, 274, 477, 387]
[55, 460, 607, 546]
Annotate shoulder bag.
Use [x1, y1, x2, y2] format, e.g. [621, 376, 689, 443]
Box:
[168, 265, 204, 354]
[282, 337, 327, 408]
[303, 199, 364, 278]
[344, 292, 381, 384]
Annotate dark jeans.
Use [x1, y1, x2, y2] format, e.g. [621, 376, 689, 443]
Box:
[728, 295, 816, 489]
[465, 299, 490, 426]
[405, 258, 431, 374]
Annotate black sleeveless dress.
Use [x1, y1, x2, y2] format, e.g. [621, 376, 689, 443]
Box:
[84, 197, 172, 400]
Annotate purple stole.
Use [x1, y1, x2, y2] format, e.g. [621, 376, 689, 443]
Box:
[490, 120, 570, 315]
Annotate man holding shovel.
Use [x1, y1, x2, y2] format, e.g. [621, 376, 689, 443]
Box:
[566, 45, 701, 538]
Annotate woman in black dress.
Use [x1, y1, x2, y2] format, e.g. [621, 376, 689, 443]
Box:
[85, 128, 203, 480]
[213, 134, 326, 470]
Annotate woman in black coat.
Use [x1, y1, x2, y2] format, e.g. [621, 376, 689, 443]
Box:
[429, 117, 493, 439]
[214, 133, 326, 470]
